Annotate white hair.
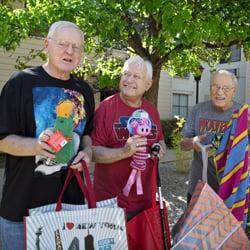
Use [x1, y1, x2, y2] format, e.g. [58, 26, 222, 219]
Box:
[122, 56, 153, 80]
[47, 21, 84, 42]
[210, 69, 238, 87]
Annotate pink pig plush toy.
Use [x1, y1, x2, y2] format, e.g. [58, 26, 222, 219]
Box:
[123, 109, 152, 197]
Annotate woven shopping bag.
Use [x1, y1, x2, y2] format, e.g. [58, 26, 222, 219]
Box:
[25, 161, 128, 250]
[172, 181, 250, 249]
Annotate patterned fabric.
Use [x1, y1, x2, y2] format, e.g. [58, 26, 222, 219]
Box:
[172, 182, 249, 249]
[214, 104, 250, 228]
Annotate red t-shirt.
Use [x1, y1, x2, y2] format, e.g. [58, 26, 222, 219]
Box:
[91, 93, 164, 213]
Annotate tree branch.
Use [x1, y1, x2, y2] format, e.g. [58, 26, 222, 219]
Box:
[147, 14, 161, 36]
[121, 10, 151, 59]
[202, 37, 250, 48]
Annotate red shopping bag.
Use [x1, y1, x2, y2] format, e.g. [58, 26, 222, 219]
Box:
[127, 201, 171, 250]
[127, 158, 171, 250]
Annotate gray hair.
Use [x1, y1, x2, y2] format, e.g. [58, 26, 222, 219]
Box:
[122, 56, 153, 80]
[210, 69, 238, 87]
[47, 21, 84, 42]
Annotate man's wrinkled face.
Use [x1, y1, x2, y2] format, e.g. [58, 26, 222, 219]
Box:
[119, 65, 152, 101]
[210, 74, 236, 111]
[45, 27, 83, 77]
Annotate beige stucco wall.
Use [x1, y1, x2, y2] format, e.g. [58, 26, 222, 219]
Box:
[157, 71, 172, 119]
[9, 0, 25, 9]
[0, 37, 44, 90]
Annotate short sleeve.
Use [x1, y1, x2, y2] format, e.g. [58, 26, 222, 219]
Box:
[181, 105, 196, 138]
[82, 83, 95, 136]
[154, 107, 164, 141]
[91, 103, 109, 146]
[0, 74, 21, 140]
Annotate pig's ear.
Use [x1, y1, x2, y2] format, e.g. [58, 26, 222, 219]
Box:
[130, 119, 138, 128]
[147, 118, 152, 128]
[127, 117, 137, 135]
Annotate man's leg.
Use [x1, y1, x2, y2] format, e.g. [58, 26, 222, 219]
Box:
[0, 216, 24, 250]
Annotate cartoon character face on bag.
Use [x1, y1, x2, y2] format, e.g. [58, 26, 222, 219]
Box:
[127, 109, 152, 136]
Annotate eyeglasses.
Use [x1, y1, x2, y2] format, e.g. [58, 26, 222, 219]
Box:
[211, 84, 234, 93]
[122, 71, 143, 81]
[48, 37, 82, 53]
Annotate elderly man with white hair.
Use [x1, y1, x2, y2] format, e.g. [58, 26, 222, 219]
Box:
[180, 70, 242, 203]
[0, 21, 94, 249]
[92, 55, 167, 220]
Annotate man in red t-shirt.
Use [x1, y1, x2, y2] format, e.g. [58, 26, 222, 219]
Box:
[92, 55, 166, 219]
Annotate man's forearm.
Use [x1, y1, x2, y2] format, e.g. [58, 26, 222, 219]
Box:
[92, 146, 131, 164]
[81, 135, 92, 158]
[180, 137, 194, 151]
[0, 135, 37, 156]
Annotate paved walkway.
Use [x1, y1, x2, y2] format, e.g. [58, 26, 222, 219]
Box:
[163, 149, 177, 163]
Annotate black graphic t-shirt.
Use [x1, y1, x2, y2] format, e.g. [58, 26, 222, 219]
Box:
[0, 66, 95, 221]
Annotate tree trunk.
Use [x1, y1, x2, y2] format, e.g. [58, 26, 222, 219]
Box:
[144, 66, 161, 107]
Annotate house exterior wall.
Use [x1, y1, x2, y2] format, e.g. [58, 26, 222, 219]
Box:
[157, 71, 172, 119]
[245, 63, 250, 104]
[158, 49, 250, 119]
[9, 0, 25, 9]
[157, 72, 196, 119]
[0, 37, 44, 90]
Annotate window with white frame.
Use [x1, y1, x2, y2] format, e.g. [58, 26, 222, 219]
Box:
[172, 93, 188, 118]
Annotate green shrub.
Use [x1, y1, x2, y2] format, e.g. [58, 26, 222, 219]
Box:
[160, 119, 178, 148]
[171, 116, 192, 173]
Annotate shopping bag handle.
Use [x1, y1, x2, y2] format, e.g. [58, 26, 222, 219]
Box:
[56, 160, 97, 211]
[75, 160, 97, 208]
[193, 140, 212, 182]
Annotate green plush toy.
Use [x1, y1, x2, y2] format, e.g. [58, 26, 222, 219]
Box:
[54, 100, 75, 164]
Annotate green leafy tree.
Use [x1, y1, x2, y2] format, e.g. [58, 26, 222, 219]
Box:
[73, 55, 123, 93]
[1, 0, 250, 105]
[95, 55, 123, 90]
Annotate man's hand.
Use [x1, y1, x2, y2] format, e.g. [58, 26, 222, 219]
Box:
[151, 141, 166, 159]
[123, 135, 147, 157]
[70, 149, 92, 171]
[35, 128, 55, 158]
[181, 135, 207, 152]
[193, 136, 213, 153]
